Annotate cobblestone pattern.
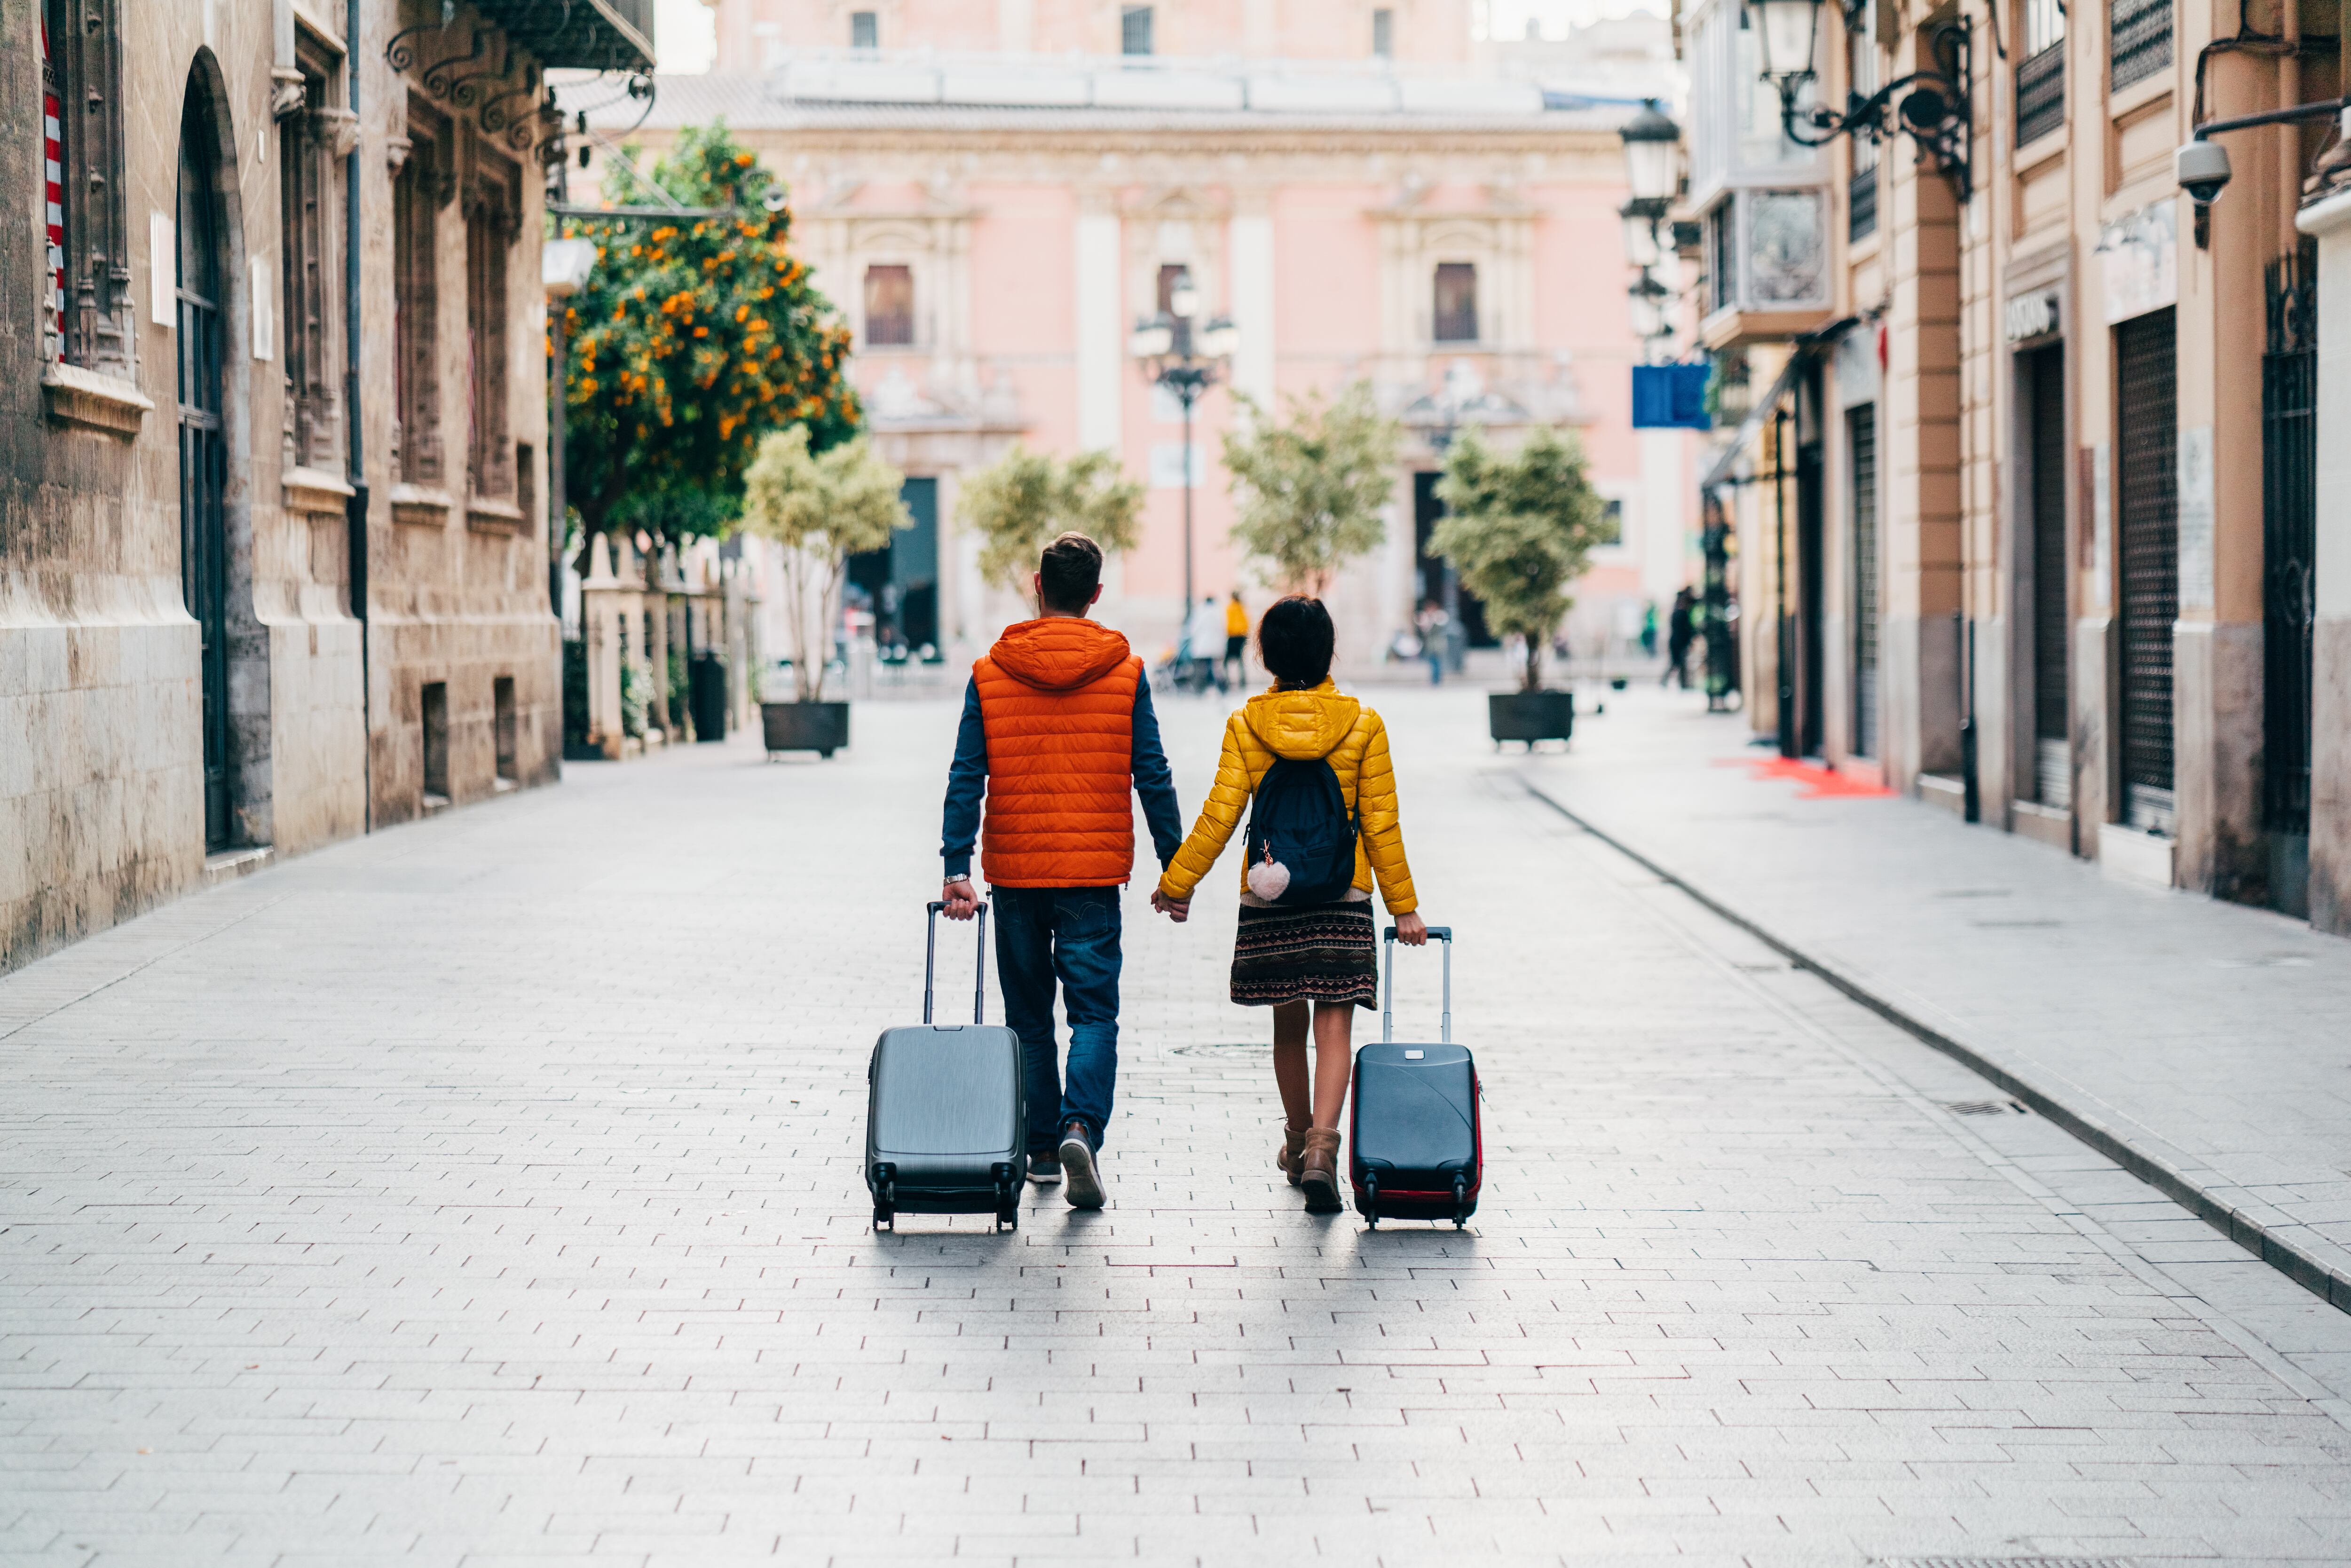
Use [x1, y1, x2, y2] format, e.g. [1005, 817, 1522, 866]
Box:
[1, 691, 2348, 1566]
[1523, 689, 2351, 1301]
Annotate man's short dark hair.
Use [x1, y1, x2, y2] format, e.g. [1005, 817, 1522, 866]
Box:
[1258, 595, 1334, 688]
[1038, 532, 1103, 612]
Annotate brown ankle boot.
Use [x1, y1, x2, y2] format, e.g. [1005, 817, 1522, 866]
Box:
[1277, 1123, 1309, 1187]
[1299, 1127, 1343, 1213]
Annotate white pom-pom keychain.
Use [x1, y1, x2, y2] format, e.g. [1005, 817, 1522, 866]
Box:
[1246, 844, 1291, 902]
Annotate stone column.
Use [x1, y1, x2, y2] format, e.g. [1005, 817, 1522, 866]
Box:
[581, 535, 625, 759]
[2296, 189, 2351, 933]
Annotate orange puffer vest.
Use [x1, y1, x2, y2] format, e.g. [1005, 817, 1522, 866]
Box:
[973, 618, 1145, 888]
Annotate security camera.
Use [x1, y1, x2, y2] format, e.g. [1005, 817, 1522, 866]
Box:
[760, 183, 789, 213]
[2177, 139, 2232, 206]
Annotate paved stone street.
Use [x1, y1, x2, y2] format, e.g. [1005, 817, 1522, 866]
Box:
[5, 686, 2351, 1567]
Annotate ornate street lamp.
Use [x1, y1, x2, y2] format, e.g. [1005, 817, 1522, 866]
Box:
[1619, 99, 1682, 205]
[1130, 271, 1236, 610]
[1619, 199, 1663, 270]
[1617, 102, 1682, 362]
[1742, 0, 1975, 202]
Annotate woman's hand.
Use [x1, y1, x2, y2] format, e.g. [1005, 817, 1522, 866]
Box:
[1151, 888, 1191, 923]
[1394, 912, 1428, 946]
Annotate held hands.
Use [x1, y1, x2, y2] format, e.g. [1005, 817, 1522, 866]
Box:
[1151, 888, 1191, 923]
[1393, 912, 1429, 946]
[941, 878, 980, 920]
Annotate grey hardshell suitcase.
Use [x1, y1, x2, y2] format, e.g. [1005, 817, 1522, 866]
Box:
[1349, 926, 1482, 1229]
[865, 901, 1026, 1232]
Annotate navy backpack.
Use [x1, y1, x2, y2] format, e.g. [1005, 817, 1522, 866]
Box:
[1243, 757, 1359, 906]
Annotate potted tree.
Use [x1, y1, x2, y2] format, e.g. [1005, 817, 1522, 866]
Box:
[1222, 381, 1401, 597]
[956, 444, 1143, 597]
[1431, 426, 1606, 748]
[736, 426, 910, 758]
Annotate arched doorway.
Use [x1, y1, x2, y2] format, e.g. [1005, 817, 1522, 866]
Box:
[177, 82, 230, 846]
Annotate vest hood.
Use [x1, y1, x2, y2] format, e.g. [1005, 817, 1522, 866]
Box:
[987, 618, 1136, 692]
[1241, 681, 1363, 760]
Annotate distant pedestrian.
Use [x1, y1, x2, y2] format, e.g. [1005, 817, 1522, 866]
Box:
[1150, 596, 1430, 1215]
[1223, 590, 1250, 688]
[1640, 600, 1659, 659]
[1664, 587, 1696, 689]
[939, 532, 1187, 1210]
[1186, 594, 1228, 693]
[1414, 599, 1450, 686]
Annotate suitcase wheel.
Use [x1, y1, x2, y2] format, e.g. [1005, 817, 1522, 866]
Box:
[872, 1204, 894, 1231]
[873, 1170, 897, 1232]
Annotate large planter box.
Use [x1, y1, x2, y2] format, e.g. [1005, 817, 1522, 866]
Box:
[1488, 689, 1574, 748]
[761, 701, 849, 758]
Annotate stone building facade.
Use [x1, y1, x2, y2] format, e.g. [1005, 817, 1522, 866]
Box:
[601, 0, 1689, 670]
[1, 0, 651, 976]
[1685, 0, 2346, 932]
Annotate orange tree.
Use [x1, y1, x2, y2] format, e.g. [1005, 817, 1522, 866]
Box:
[558, 121, 859, 560]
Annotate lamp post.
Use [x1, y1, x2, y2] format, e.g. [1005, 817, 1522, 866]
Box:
[1743, 0, 1974, 202]
[1617, 101, 1681, 362]
[1129, 271, 1237, 611]
[542, 236, 600, 622]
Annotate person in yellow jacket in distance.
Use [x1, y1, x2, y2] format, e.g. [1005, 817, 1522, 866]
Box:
[1152, 595, 1429, 1213]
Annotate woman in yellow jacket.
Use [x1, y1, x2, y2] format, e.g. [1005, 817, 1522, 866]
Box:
[1152, 596, 1429, 1212]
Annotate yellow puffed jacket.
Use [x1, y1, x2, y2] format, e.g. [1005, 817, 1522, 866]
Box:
[1157, 681, 1418, 914]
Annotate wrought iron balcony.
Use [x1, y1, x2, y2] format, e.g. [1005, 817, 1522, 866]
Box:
[473, 0, 654, 72]
[2016, 41, 2065, 147]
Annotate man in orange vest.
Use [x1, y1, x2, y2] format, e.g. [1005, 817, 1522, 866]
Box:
[940, 532, 1185, 1210]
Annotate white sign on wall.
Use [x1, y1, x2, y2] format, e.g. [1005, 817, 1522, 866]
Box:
[1149, 442, 1207, 489]
[2177, 425, 2215, 610]
[250, 258, 272, 361]
[2098, 201, 2178, 325]
[149, 212, 174, 329]
[2090, 441, 2113, 614]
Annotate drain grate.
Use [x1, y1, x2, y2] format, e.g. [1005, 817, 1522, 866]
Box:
[1943, 1099, 2029, 1116]
[1168, 1041, 1268, 1057]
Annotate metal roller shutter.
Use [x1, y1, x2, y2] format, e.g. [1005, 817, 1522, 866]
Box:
[2028, 346, 2070, 808]
[2114, 309, 2177, 832]
[1849, 404, 1879, 760]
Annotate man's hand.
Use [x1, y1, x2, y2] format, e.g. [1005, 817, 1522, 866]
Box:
[941, 878, 980, 920]
[1151, 888, 1190, 923]
[1394, 912, 1429, 946]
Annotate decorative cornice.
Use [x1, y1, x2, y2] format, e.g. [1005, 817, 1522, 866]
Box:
[283, 465, 356, 518]
[41, 361, 151, 438]
[388, 483, 456, 528]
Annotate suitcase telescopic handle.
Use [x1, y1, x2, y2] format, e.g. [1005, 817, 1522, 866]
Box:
[924, 899, 990, 1025]
[1381, 925, 1453, 1045]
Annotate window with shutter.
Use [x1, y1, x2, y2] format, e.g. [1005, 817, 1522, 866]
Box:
[465, 138, 522, 502]
[279, 33, 351, 475]
[395, 101, 451, 487]
[43, 0, 130, 376]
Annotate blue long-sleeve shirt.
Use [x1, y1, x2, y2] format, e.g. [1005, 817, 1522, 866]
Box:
[941, 677, 1183, 883]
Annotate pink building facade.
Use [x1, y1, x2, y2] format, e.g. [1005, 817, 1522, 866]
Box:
[597, 0, 1691, 670]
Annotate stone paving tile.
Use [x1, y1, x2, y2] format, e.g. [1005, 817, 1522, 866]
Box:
[1, 689, 2349, 1565]
[1524, 685, 2351, 1302]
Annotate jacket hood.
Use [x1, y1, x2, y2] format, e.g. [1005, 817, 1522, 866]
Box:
[1242, 681, 1362, 760]
[987, 617, 1135, 691]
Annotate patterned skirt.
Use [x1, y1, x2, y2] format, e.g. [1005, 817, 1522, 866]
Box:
[1230, 901, 1378, 1009]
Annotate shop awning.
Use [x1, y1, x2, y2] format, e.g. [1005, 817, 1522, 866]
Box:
[1698, 315, 1860, 491]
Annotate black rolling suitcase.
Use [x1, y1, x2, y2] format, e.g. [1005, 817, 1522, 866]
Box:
[1349, 926, 1482, 1229]
[865, 900, 1026, 1232]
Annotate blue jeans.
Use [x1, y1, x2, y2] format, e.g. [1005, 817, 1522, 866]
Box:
[991, 885, 1122, 1156]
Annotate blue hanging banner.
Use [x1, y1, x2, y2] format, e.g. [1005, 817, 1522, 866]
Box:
[1631, 363, 1711, 430]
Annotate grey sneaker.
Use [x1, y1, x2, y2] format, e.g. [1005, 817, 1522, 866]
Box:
[1059, 1123, 1104, 1210]
[1026, 1155, 1061, 1185]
